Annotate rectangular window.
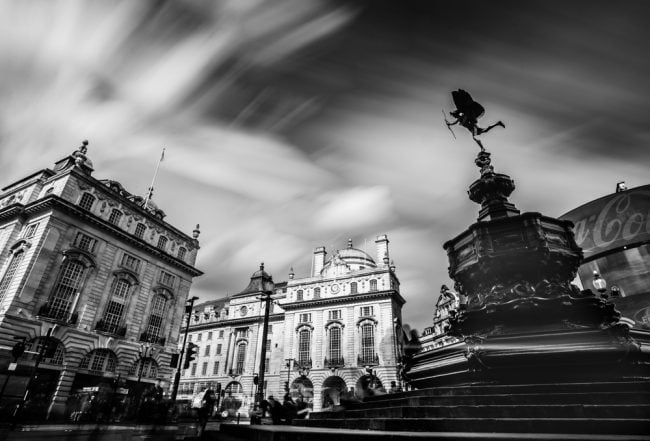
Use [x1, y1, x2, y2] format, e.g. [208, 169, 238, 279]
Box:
[108, 209, 122, 226]
[23, 223, 39, 239]
[268, 325, 273, 334]
[204, 345, 210, 356]
[191, 363, 197, 376]
[103, 300, 125, 331]
[134, 223, 146, 239]
[329, 326, 341, 362]
[266, 338, 271, 352]
[213, 361, 220, 375]
[219, 330, 224, 338]
[0, 250, 25, 303]
[299, 313, 311, 323]
[361, 306, 374, 317]
[197, 333, 202, 341]
[74, 232, 97, 253]
[120, 253, 141, 272]
[216, 344, 222, 355]
[235, 344, 246, 375]
[328, 310, 341, 320]
[298, 330, 310, 364]
[265, 358, 270, 373]
[201, 362, 208, 376]
[144, 295, 166, 339]
[361, 324, 375, 363]
[207, 332, 213, 340]
[159, 271, 175, 287]
[189, 334, 192, 342]
[79, 193, 95, 211]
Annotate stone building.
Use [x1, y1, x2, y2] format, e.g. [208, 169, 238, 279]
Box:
[0, 142, 202, 419]
[419, 285, 460, 352]
[176, 237, 405, 414]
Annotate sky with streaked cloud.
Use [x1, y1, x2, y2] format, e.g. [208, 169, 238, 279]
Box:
[1, 0, 648, 332]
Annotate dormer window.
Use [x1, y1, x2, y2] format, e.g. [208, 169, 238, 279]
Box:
[108, 209, 122, 226]
[369, 279, 378, 292]
[350, 282, 358, 294]
[157, 236, 168, 250]
[178, 247, 187, 261]
[296, 290, 303, 302]
[135, 223, 146, 239]
[79, 193, 95, 211]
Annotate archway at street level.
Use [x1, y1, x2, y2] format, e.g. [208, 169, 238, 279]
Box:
[290, 376, 313, 410]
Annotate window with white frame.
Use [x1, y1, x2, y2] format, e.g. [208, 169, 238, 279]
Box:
[350, 282, 358, 294]
[48, 260, 85, 320]
[299, 313, 311, 323]
[235, 343, 246, 375]
[202, 362, 208, 376]
[296, 289, 303, 301]
[213, 361, 220, 375]
[0, 250, 24, 304]
[74, 232, 97, 253]
[204, 345, 210, 356]
[298, 329, 311, 364]
[328, 310, 341, 321]
[23, 223, 39, 239]
[361, 306, 373, 317]
[329, 326, 341, 361]
[216, 344, 222, 355]
[101, 278, 131, 333]
[369, 279, 378, 291]
[144, 294, 166, 339]
[361, 323, 375, 363]
[120, 253, 141, 272]
[159, 271, 175, 287]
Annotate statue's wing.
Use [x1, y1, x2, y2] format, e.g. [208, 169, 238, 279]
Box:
[452, 89, 473, 111]
[469, 100, 485, 119]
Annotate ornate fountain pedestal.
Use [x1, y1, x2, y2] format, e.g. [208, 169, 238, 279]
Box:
[406, 151, 650, 388]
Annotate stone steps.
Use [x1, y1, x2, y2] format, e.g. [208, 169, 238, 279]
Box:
[350, 391, 650, 409]
[310, 404, 650, 420]
[293, 417, 650, 435]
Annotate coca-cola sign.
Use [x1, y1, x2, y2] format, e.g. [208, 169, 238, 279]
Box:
[561, 185, 650, 261]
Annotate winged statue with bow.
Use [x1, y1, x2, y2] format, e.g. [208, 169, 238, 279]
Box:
[443, 89, 505, 151]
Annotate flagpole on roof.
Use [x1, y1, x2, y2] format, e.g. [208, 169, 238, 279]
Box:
[143, 148, 165, 210]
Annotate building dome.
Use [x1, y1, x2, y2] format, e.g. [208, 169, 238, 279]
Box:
[320, 239, 376, 277]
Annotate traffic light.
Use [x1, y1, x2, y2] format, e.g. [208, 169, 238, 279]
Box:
[183, 342, 198, 369]
[253, 374, 259, 385]
[11, 341, 25, 360]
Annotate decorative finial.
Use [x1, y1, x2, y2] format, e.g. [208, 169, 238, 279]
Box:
[260, 262, 265, 271]
[389, 259, 396, 272]
[193, 224, 201, 239]
[289, 267, 294, 280]
[347, 238, 353, 248]
[81, 139, 89, 153]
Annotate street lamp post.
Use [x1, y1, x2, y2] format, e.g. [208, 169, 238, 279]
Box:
[171, 295, 199, 403]
[255, 285, 274, 410]
[284, 358, 294, 392]
[592, 271, 622, 300]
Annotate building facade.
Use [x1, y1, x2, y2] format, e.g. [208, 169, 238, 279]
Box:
[419, 285, 460, 352]
[0, 142, 202, 419]
[176, 237, 405, 414]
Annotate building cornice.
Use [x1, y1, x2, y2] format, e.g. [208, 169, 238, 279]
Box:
[282, 289, 405, 311]
[4, 195, 203, 277]
[187, 313, 285, 332]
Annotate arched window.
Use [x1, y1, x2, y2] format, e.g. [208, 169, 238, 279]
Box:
[157, 236, 168, 250]
[360, 324, 375, 365]
[369, 279, 378, 292]
[79, 349, 117, 373]
[298, 329, 311, 365]
[178, 247, 187, 261]
[350, 282, 358, 294]
[135, 223, 146, 239]
[108, 209, 122, 226]
[143, 294, 167, 343]
[99, 277, 132, 335]
[329, 327, 342, 363]
[47, 260, 86, 320]
[234, 343, 246, 375]
[79, 193, 95, 211]
[24, 337, 65, 365]
[0, 250, 24, 304]
[296, 290, 303, 302]
[129, 357, 159, 378]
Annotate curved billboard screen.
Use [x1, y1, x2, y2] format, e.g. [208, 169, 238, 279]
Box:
[560, 185, 650, 261]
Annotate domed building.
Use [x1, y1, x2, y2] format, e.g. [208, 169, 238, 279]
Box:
[175, 235, 406, 414]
